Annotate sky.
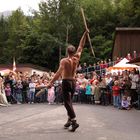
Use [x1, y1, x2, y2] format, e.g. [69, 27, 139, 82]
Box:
[0, 0, 44, 14]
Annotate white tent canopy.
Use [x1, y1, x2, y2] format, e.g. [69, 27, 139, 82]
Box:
[107, 58, 139, 74]
[113, 58, 139, 68]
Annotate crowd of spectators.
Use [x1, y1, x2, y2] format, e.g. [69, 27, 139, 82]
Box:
[0, 51, 140, 110]
[78, 51, 140, 75]
[0, 67, 140, 110]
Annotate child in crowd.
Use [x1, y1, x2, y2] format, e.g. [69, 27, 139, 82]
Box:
[85, 81, 92, 104]
[121, 96, 130, 110]
[47, 84, 55, 104]
[112, 80, 121, 108]
[4, 83, 12, 103]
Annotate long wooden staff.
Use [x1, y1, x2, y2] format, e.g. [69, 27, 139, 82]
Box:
[81, 8, 95, 58]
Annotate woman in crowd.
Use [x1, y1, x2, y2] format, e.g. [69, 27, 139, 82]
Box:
[4, 83, 12, 103]
[99, 77, 107, 105]
[93, 80, 101, 104]
[0, 77, 10, 106]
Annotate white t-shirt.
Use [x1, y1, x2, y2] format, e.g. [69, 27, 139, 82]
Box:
[29, 82, 36, 92]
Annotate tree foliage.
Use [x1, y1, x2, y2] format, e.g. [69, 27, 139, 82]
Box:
[0, 0, 139, 70]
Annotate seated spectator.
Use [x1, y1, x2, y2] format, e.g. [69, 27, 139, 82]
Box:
[108, 59, 113, 67]
[121, 95, 130, 110]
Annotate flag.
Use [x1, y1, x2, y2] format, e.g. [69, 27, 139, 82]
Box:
[13, 57, 16, 72]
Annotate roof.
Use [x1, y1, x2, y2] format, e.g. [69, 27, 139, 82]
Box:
[116, 27, 140, 31]
[0, 63, 48, 71]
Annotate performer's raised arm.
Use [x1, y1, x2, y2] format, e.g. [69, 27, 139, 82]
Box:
[75, 30, 89, 59]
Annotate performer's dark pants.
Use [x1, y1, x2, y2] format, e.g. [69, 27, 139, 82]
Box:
[62, 79, 76, 119]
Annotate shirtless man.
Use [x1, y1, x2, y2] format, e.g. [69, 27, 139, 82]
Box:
[46, 30, 88, 132]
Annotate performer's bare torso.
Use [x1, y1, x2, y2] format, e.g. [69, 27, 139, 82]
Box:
[61, 56, 79, 80]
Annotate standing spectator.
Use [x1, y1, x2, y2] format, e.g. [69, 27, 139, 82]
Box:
[99, 78, 107, 105]
[93, 63, 96, 71]
[4, 83, 12, 103]
[47, 85, 55, 104]
[100, 60, 104, 69]
[37, 79, 45, 102]
[82, 62, 87, 73]
[129, 69, 139, 105]
[54, 79, 62, 104]
[115, 57, 120, 64]
[105, 73, 113, 104]
[0, 77, 9, 106]
[77, 74, 88, 103]
[77, 64, 82, 73]
[28, 78, 36, 104]
[73, 81, 80, 103]
[96, 62, 100, 72]
[108, 59, 113, 67]
[88, 64, 94, 73]
[104, 60, 108, 68]
[15, 80, 23, 104]
[122, 76, 132, 97]
[93, 80, 101, 104]
[126, 53, 132, 61]
[133, 51, 137, 59]
[112, 80, 121, 108]
[85, 81, 92, 104]
[22, 76, 29, 103]
[90, 72, 98, 84]
[4, 72, 15, 103]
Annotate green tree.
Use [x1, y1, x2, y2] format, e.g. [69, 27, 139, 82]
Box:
[4, 8, 29, 63]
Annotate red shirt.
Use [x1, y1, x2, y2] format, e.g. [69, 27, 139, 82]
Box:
[112, 85, 120, 96]
[100, 64, 104, 69]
